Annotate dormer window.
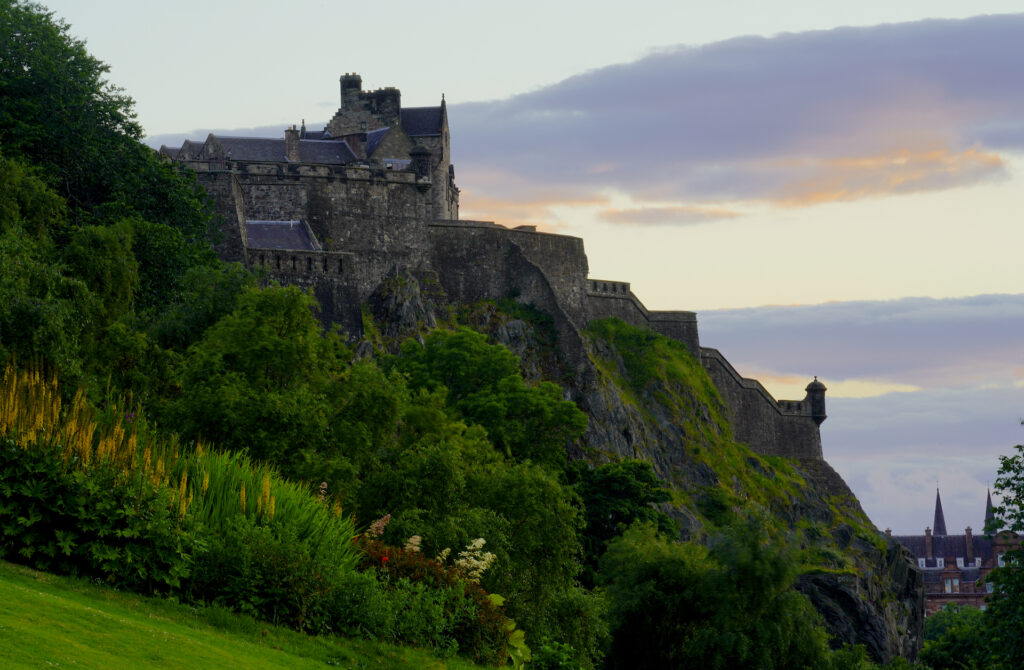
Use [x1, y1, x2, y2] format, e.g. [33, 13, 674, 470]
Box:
[956, 557, 964, 568]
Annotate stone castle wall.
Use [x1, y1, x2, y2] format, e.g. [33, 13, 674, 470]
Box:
[183, 153, 826, 463]
[701, 348, 823, 459]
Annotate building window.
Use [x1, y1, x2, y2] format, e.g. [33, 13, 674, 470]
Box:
[953, 578, 960, 593]
[998, 552, 1006, 568]
[987, 582, 995, 594]
[944, 579, 952, 594]
[956, 557, 965, 568]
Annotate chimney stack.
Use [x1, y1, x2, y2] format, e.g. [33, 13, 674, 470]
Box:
[285, 125, 300, 162]
[925, 526, 933, 559]
[965, 526, 975, 564]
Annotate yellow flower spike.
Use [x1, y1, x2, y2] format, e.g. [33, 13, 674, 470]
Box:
[240, 485, 247, 513]
[201, 471, 210, 496]
[268, 497, 275, 521]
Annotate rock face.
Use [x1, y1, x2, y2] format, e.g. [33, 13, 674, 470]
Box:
[374, 281, 924, 662]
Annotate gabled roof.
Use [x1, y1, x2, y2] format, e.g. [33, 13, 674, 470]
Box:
[365, 127, 390, 156]
[302, 129, 331, 140]
[401, 106, 443, 136]
[245, 220, 320, 251]
[159, 146, 180, 158]
[934, 488, 948, 536]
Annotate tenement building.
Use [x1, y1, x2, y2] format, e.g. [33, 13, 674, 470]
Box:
[892, 489, 1019, 615]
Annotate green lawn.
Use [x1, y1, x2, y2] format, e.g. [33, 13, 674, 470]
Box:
[0, 560, 486, 669]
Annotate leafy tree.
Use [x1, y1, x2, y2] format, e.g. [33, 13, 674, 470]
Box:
[568, 459, 677, 585]
[394, 328, 587, 468]
[600, 520, 832, 670]
[919, 606, 989, 670]
[981, 442, 1024, 668]
[0, 1, 214, 240]
[165, 286, 349, 476]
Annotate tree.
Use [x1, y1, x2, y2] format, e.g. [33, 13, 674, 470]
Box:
[920, 606, 990, 670]
[568, 459, 677, 586]
[599, 520, 832, 670]
[981, 442, 1024, 668]
[394, 328, 587, 468]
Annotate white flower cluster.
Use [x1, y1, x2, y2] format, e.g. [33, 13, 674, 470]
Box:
[404, 535, 422, 553]
[453, 537, 496, 583]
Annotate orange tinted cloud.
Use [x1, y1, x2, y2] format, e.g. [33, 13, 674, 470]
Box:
[459, 193, 609, 231]
[597, 204, 742, 226]
[773, 145, 1005, 207]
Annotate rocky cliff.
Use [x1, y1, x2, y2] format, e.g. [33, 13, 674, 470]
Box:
[361, 270, 924, 663]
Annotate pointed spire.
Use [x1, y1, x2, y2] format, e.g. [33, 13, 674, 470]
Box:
[933, 487, 948, 536]
[985, 488, 996, 531]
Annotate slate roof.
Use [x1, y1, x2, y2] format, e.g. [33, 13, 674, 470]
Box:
[245, 221, 320, 251]
[190, 136, 355, 164]
[160, 146, 180, 158]
[303, 130, 331, 140]
[299, 140, 356, 164]
[893, 534, 995, 564]
[365, 127, 390, 156]
[215, 136, 287, 162]
[401, 106, 443, 136]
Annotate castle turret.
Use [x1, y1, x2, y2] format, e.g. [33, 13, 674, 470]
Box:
[410, 143, 431, 183]
[805, 377, 827, 425]
[340, 73, 362, 109]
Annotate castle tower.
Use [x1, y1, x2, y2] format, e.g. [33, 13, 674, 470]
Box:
[933, 488, 948, 536]
[805, 377, 827, 426]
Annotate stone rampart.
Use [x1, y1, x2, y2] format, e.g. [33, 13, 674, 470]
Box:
[585, 280, 700, 354]
[700, 347, 823, 459]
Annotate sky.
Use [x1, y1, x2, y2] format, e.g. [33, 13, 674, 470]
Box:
[42, 0, 1024, 534]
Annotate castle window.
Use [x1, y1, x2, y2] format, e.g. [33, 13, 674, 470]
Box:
[291, 256, 297, 271]
[307, 257, 312, 272]
[338, 258, 343, 274]
[322, 257, 328, 272]
[275, 255, 281, 269]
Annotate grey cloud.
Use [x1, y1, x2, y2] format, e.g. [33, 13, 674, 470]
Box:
[449, 15, 1024, 205]
[596, 205, 741, 226]
[824, 386, 1023, 533]
[698, 294, 1024, 387]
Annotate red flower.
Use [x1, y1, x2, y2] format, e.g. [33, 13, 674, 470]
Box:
[382, 556, 390, 562]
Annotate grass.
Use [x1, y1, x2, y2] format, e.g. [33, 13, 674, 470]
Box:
[0, 560, 485, 669]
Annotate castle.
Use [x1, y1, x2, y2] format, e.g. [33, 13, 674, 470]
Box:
[891, 489, 1019, 615]
[161, 74, 828, 462]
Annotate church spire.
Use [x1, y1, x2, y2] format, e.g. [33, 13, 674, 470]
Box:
[933, 488, 948, 536]
[985, 488, 996, 531]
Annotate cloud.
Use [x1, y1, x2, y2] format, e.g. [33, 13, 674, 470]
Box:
[698, 294, 1024, 390]
[449, 14, 1024, 213]
[596, 204, 741, 226]
[824, 386, 1024, 534]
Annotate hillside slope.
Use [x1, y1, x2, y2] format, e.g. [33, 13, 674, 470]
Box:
[374, 278, 924, 662]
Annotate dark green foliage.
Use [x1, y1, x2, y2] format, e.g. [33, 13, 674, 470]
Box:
[600, 521, 831, 670]
[394, 328, 587, 468]
[148, 262, 256, 352]
[190, 515, 348, 634]
[166, 285, 349, 474]
[61, 220, 139, 325]
[567, 459, 676, 586]
[0, 439, 194, 593]
[919, 606, 989, 670]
